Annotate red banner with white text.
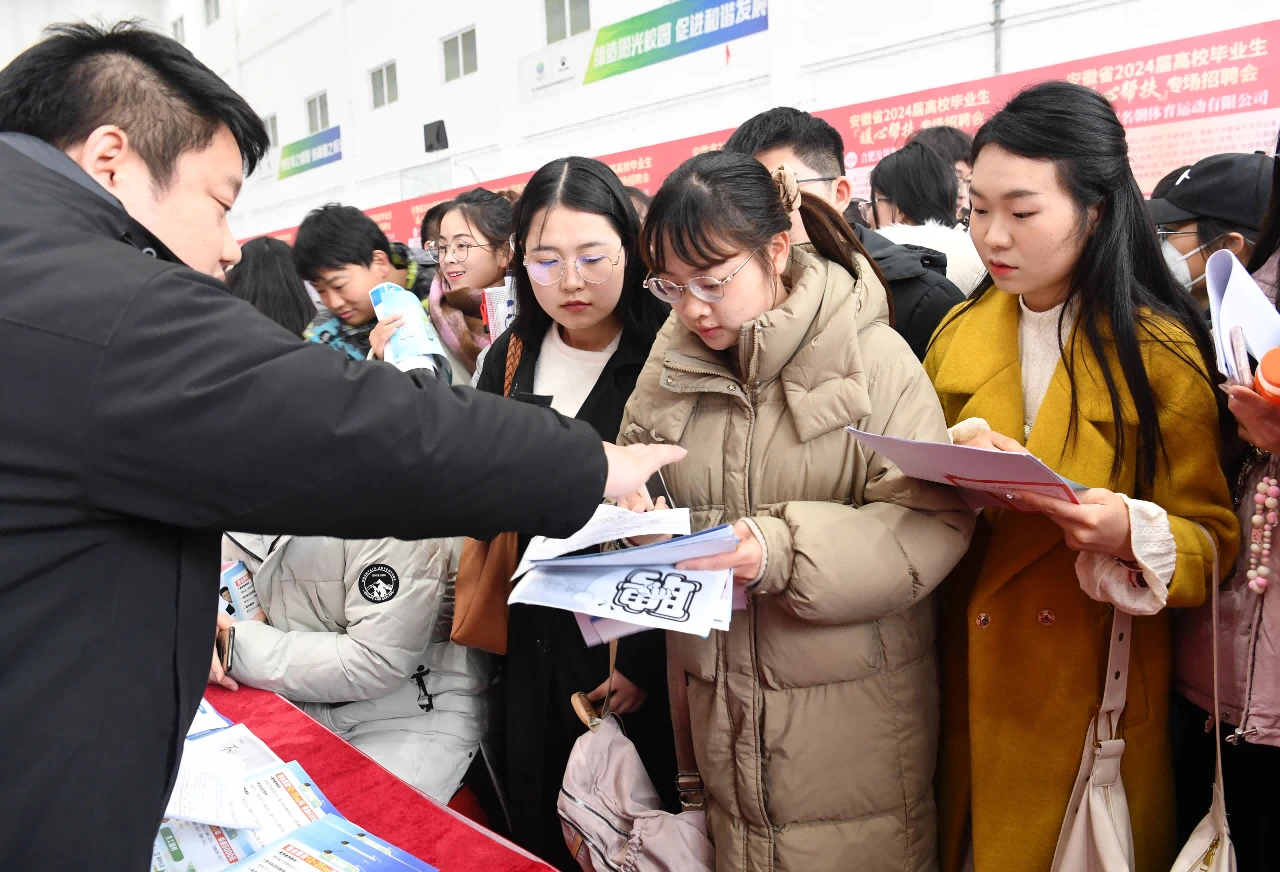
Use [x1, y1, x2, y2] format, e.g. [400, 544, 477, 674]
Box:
[249, 20, 1280, 246]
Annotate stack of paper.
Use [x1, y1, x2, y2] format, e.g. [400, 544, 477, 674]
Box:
[510, 524, 738, 638]
[157, 698, 434, 872]
[153, 760, 340, 872]
[1206, 249, 1280, 385]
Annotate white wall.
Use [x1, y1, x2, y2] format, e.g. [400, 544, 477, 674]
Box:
[4, 0, 1278, 238]
[1, 0, 163, 66]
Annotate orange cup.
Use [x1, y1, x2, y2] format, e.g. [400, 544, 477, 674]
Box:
[1255, 347, 1280, 405]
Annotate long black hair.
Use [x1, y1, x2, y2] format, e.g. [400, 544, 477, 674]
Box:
[868, 141, 959, 227]
[936, 81, 1224, 497]
[639, 150, 893, 323]
[509, 156, 670, 346]
[225, 236, 316, 338]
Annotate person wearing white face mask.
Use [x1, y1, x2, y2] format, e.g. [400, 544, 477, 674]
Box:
[1148, 152, 1272, 306]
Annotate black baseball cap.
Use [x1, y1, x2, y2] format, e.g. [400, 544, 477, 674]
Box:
[1147, 152, 1273, 232]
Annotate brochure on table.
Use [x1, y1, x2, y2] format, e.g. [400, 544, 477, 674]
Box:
[154, 698, 431, 872]
[510, 522, 737, 637]
[845, 426, 1088, 510]
[226, 814, 437, 872]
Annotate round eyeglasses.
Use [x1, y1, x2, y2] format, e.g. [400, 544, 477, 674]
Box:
[523, 247, 624, 285]
[644, 251, 758, 304]
[438, 240, 500, 262]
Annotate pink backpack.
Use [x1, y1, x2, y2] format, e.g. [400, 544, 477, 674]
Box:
[558, 640, 714, 872]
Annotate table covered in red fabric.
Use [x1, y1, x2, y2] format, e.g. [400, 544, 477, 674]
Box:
[204, 685, 550, 872]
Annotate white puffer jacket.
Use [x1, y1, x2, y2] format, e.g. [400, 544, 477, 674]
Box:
[222, 532, 488, 799]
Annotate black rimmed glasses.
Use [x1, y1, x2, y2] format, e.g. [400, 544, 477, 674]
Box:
[523, 246, 624, 285]
[644, 250, 758, 304]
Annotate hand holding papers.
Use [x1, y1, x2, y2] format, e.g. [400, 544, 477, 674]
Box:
[1206, 249, 1280, 386]
[846, 426, 1086, 510]
[510, 512, 738, 638]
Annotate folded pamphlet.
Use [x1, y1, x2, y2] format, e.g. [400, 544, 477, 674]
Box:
[1206, 249, 1280, 386]
[846, 426, 1087, 510]
[482, 276, 518, 340]
[226, 814, 438, 872]
[218, 562, 263, 623]
[369, 282, 447, 373]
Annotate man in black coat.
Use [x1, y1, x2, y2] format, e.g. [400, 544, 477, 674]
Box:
[0, 23, 681, 870]
[724, 107, 966, 359]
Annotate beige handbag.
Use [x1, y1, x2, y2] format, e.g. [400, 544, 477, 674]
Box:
[1050, 525, 1233, 872]
[558, 637, 714, 872]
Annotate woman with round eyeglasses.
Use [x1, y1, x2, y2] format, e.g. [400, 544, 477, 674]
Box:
[615, 152, 974, 872]
[372, 189, 513, 381]
[472, 156, 673, 872]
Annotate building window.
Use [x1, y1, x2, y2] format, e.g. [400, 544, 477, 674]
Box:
[204, 0, 220, 26]
[443, 28, 477, 82]
[264, 115, 278, 148]
[545, 0, 590, 43]
[371, 61, 399, 109]
[306, 93, 329, 135]
[172, 16, 185, 43]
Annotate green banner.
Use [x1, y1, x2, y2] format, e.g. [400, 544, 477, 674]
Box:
[278, 126, 342, 180]
[584, 0, 768, 84]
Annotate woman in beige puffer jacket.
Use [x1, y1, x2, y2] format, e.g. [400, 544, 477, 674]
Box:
[617, 153, 974, 872]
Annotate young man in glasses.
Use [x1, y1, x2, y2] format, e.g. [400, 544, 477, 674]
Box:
[293, 203, 452, 379]
[723, 107, 966, 360]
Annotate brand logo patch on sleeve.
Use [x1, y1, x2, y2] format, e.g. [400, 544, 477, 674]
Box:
[358, 563, 400, 603]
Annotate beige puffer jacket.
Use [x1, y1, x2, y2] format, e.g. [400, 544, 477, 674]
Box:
[617, 247, 973, 872]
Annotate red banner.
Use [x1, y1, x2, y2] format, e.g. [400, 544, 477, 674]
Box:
[246, 20, 1279, 246]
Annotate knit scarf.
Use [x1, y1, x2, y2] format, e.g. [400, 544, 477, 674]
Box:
[427, 272, 490, 373]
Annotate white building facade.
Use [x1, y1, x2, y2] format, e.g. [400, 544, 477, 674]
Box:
[4, 0, 1279, 242]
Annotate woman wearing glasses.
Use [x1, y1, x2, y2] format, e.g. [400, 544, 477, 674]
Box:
[615, 152, 974, 872]
[372, 189, 512, 381]
[473, 156, 673, 871]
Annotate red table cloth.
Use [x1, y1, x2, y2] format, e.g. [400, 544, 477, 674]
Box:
[203, 685, 551, 872]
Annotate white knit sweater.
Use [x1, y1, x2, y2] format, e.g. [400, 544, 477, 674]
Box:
[952, 296, 1175, 615]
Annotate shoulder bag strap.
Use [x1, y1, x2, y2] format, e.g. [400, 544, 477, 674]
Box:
[503, 334, 524, 397]
[1195, 523, 1229, 834]
[667, 636, 704, 811]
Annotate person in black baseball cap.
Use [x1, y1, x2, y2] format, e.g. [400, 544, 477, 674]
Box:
[1148, 152, 1272, 305]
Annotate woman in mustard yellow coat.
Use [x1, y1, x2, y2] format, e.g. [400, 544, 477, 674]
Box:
[924, 83, 1239, 872]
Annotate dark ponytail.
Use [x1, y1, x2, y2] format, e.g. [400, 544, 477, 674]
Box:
[798, 193, 894, 325]
[642, 151, 893, 325]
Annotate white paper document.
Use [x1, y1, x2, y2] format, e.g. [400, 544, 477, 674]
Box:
[164, 742, 254, 828]
[188, 723, 283, 772]
[534, 523, 737, 569]
[846, 426, 1085, 510]
[514, 503, 693, 579]
[1206, 249, 1280, 385]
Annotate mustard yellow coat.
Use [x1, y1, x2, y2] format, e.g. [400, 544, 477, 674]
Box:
[922, 289, 1238, 872]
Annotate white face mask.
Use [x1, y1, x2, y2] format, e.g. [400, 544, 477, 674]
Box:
[1162, 238, 1208, 292]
